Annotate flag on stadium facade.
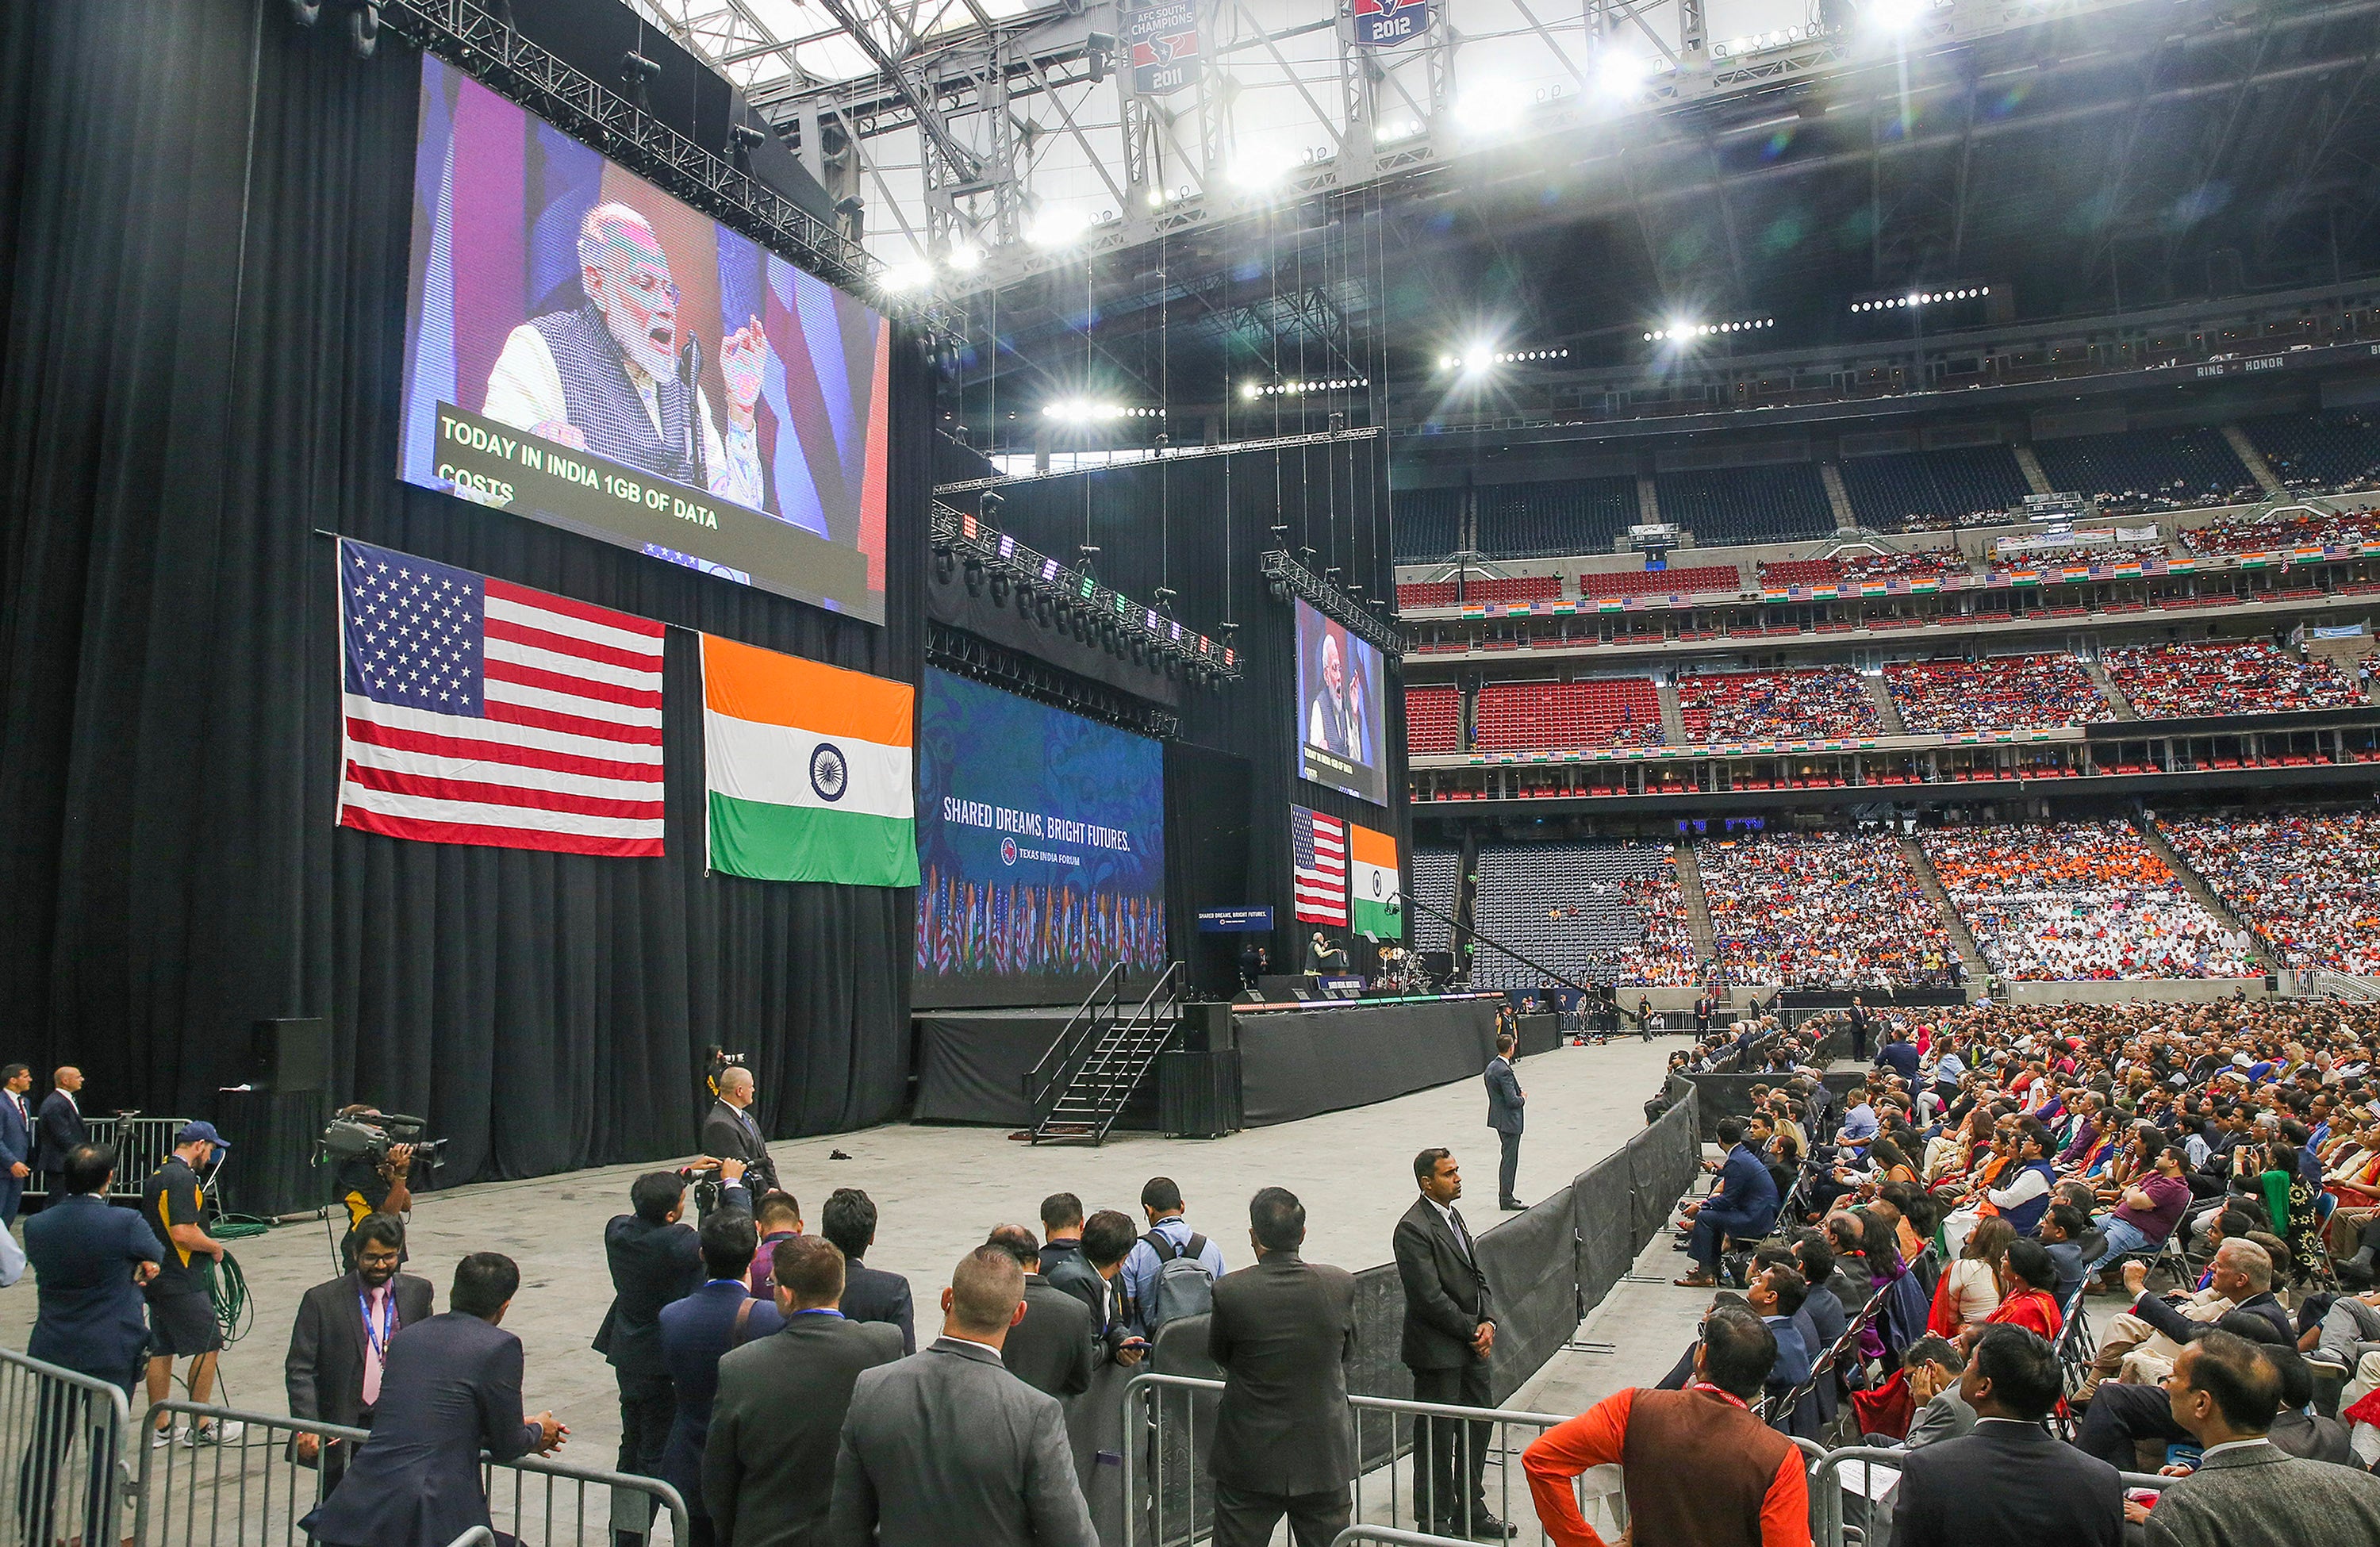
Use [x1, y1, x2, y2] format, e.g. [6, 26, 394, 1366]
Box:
[1349, 822, 1402, 941]
[1292, 804, 1349, 926]
[701, 634, 920, 886]
[336, 538, 665, 858]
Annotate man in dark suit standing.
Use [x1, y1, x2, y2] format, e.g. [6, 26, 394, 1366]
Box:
[1207, 1187, 1358, 1547]
[22, 1143, 159, 1547]
[36, 1066, 86, 1196]
[1847, 996, 1870, 1061]
[285, 1212, 436, 1491]
[700, 1066, 780, 1198]
[827, 1245, 1097, 1547]
[1887, 1325, 2121, 1547]
[594, 1162, 747, 1533]
[822, 1186, 915, 1353]
[0, 1063, 34, 1226]
[1485, 1035, 1526, 1212]
[25, 1143, 159, 1387]
[1394, 1148, 1510, 1540]
[707, 1234, 904, 1547]
[658, 1209, 783, 1547]
[985, 1224, 1096, 1399]
[302, 1253, 567, 1547]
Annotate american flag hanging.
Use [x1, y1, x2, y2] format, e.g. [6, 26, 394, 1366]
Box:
[1292, 804, 1349, 926]
[336, 538, 666, 858]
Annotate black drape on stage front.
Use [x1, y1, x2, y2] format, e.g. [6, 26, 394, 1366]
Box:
[0, 3, 931, 1182]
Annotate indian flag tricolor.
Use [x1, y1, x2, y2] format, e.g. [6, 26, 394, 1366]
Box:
[701, 635, 921, 887]
[1349, 821, 1402, 941]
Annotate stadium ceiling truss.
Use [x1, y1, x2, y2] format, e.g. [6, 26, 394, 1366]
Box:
[627, 0, 2174, 292]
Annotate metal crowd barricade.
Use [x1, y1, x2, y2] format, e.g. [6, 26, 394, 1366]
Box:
[0, 1345, 136, 1547]
[22, 1114, 194, 1200]
[446, 1532, 497, 1547]
[1810, 1442, 2170, 1547]
[1121, 1372, 1631, 1547]
[1327, 1530, 1478, 1547]
[132, 1399, 691, 1546]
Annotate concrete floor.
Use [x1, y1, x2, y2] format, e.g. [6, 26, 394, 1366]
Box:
[0, 1032, 1677, 1468]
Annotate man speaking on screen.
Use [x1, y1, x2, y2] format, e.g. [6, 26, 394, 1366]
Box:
[1306, 627, 1373, 766]
[482, 202, 766, 509]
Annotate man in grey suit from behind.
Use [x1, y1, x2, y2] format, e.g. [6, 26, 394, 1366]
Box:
[706, 1233, 904, 1547]
[827, 1245, 1097, 1547]
[1485, 1033, 1525, 1211]
[2141, 1330, 2380, 1547]
[1207, 1186, 1358, 1547]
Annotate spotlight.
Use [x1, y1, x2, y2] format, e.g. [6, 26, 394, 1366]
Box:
[990, 573, 1011, 604]
[946, 244, 983, 272]
[620, 51, 662, 109]
[1461, 347, 1493, 376]
[881, 259, 935, 294]
[964, 560, 985, 596]
[1027, 208, 1087, 248]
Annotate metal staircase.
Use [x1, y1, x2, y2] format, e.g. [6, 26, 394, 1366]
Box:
[1024, 962, 1187, 1145]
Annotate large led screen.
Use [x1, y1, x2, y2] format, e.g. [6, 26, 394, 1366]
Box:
[914, 670, 1168, 1008]
[1294, 599, 1389, 805]
[400, 56, 890, 623]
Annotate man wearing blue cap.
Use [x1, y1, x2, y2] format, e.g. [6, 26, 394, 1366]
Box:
[140, 1122, 240, 1447]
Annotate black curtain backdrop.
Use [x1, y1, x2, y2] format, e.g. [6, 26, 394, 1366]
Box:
[0, 4, 933, 1182]
[982, 440, 1407, 980]
[1161, 740, 1252, 996]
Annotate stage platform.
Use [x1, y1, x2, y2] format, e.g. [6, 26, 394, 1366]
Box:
[915, 992, 1503, 1129]
[0, 1035, 1675, 1478]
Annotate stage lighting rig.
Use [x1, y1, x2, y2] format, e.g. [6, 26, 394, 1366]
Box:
[1260, 549, 1405, 660]
[930, 505, 1241, 685]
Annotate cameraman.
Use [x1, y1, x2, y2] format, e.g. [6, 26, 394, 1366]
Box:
[332, 1105, 415, 1238]
[596, 1157, 750, 1537]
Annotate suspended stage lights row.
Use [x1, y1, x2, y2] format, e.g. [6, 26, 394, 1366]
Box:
[1853, 286, 1988, 312]
[1645, 318, 1775, 341]
[1245, 377, 1371, 398]
[1042, 401, 1165, 420]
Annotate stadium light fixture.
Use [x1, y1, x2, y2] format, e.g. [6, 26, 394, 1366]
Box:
[1871, 0, 1925, 33]
[1025, 209, 1087, 248]
[945, 244, 982, 273]
[1596, 52, 1645, 101]
[1452, 83, 1521, 136]
[1461, 347, 1495, 376]
[881, 259, 935, 294]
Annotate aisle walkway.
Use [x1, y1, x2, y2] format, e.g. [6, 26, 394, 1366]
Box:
[0, 1032, 1676, 1468]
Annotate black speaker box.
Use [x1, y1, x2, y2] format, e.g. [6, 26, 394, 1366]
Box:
[254, 1017, 331, 1094]
[1179, 1001, 1234, 1053]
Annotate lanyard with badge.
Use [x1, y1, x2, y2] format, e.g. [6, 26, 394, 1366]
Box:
[359, 1288, 397, 1376]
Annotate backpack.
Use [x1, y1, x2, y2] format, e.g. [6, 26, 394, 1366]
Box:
[1140, 1229, 1215, 1333]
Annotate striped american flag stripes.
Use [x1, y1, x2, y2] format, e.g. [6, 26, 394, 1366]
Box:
[336, 538, 666, 858]
[1292, 804, 1349, 926]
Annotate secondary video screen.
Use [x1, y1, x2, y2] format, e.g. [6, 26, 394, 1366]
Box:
[913, 670, 1169, 1008]
[1294, 599, 1389, 806]
[399, 56, 890, 624]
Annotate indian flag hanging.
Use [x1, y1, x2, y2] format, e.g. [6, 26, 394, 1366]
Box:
[701, 635, 921, 886]
[1349, 820, 1402, 941]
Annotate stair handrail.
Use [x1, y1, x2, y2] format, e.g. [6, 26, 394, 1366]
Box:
[1026, 961, 1128, 1124]
[1088, 961, 1188, 1143]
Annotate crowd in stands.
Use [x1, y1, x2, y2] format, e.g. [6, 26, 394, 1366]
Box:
[1837, 549, 1971, 582]
[1699, 831, 1963, 989]
[1883, 653, 2109, 733]
[2180, 506, 2380, 555]
[2163, 810, 2380, 976]
[2102, 640, 2365, 719]
[1676, 666, 1883, 743]
[1990, 542, 2166, 571]
[1610, 871, 1699, 988]
[1643, 993, 2380, 1542]
[1917, 820, 2260, 980]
